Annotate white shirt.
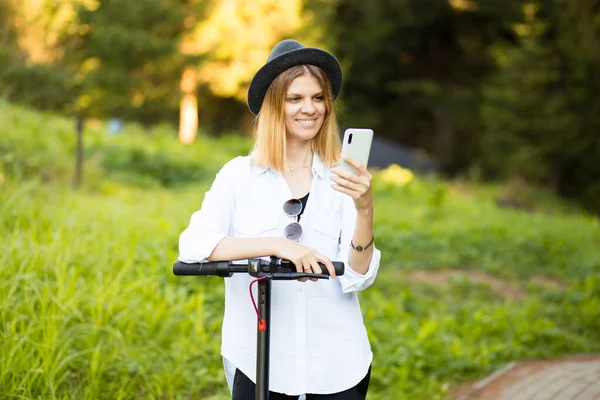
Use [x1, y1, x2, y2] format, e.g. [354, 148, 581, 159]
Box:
[178, 153, 381, 395]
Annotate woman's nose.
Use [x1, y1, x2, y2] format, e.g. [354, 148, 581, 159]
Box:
[301, 100, 316, 114]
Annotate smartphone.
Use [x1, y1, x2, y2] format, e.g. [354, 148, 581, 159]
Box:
[339, 128, 374, 176]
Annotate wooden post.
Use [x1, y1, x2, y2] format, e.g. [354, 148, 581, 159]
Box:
[74, 114, 84, 188]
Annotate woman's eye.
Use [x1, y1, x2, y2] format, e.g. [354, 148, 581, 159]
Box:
[314, 96, 323, 101]
[288, 97, 300, 102]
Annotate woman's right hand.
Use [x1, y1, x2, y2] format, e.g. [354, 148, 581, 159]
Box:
[271, 238, 336, 282]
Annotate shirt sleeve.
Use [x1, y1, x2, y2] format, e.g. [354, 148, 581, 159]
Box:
[336, 194, 381, 293]
[178, 157, 241, 263]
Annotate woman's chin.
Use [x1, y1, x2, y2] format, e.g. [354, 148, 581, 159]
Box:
[287, 130, 319, 142]
[290, 122, 323, 138]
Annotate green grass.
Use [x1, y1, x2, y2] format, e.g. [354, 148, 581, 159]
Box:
[1, 101, 599, 399]
[1, 182, 228, 399]
[372, 177, 600, 280]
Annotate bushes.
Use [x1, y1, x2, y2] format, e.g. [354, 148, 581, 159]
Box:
[0, 100, 76, 183]
[372, 176, 600, 281]
[0, 101, 253, 189]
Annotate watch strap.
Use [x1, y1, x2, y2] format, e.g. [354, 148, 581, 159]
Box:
[351, 235, 375, 253]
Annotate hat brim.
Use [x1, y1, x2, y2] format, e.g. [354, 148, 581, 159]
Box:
[247, 47, 343, 116]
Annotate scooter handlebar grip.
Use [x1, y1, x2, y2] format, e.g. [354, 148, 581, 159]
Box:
[173, 261, 232, 277]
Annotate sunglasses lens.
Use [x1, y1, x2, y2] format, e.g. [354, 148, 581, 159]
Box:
[283, 199, 303, 216]
[284, 222, 303, 241]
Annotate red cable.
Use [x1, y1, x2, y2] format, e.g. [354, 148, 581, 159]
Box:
[250, 276, 268, 331]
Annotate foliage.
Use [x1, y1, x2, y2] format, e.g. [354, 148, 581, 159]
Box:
[0, 0, 17, 52]
[0, 0, 78, 111]
[0, 61, 76, 111]
[329, 0, 522, 171]
[2, 0, 600, 212]
[0, 100, 253, 190]
[478, 2, 600, 214]
[372, 175, 599, 281]
[550, 1, 600, 214]
[63, 0, 197, 121]
[480, 6, 569, 182]
[328, 0, 600, 213]
[188, 0, 305, 100]
[1, 103, 600, 399]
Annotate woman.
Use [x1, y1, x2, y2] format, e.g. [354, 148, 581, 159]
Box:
[178, 39, 381, 399]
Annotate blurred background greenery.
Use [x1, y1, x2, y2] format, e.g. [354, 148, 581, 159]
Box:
[2, 0, 600, 212]
[1, 1, 600, 399]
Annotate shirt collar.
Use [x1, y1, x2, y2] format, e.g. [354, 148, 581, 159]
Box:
[311, 152, 327, 179]
[251, 152, 328, 179]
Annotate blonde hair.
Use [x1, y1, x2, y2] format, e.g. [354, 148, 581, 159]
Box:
[249, 65, 341, 171]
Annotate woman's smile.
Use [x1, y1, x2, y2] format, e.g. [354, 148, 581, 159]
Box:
[296, 118, 318, 127]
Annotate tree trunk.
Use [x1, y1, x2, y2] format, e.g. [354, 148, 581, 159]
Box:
[178, 66, 198, 144]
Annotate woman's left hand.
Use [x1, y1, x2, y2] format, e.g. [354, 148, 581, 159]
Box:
[330, 157, 373, 212]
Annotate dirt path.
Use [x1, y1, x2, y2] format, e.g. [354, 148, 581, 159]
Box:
[402, 268, 564, 300]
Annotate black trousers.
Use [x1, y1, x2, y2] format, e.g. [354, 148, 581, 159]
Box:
[231, 365, 371, 400]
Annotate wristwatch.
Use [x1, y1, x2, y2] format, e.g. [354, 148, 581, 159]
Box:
[351, 235, 375, 253]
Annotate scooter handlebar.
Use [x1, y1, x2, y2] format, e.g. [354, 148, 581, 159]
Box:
[173, 260, 344, 277]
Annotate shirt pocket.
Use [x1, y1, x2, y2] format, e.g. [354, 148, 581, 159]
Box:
[311, 216, 341, 257]
[233, 208, 278, 238]
[308, 216, 345, 299]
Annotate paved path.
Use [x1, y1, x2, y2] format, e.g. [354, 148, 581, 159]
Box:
[496, 360, 600, 400]
[457, 356, 600, 400]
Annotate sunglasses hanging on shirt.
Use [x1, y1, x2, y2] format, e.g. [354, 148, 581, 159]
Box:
[283, 199, 303, 241]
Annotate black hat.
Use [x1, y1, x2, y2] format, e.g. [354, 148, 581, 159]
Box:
[247, 39, 343, 116]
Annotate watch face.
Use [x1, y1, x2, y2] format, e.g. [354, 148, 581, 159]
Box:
[356, 245, 364, 252]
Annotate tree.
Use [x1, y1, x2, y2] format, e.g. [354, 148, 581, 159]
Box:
[329, 0, 522, 173]
[177, 0, 306, 142]
[0, 0, 78, 111]
[479, 3, 574, 184]
[63, 0, 196, 122]
[479, 0, 600, 213]
[551, 0, 600, 212]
